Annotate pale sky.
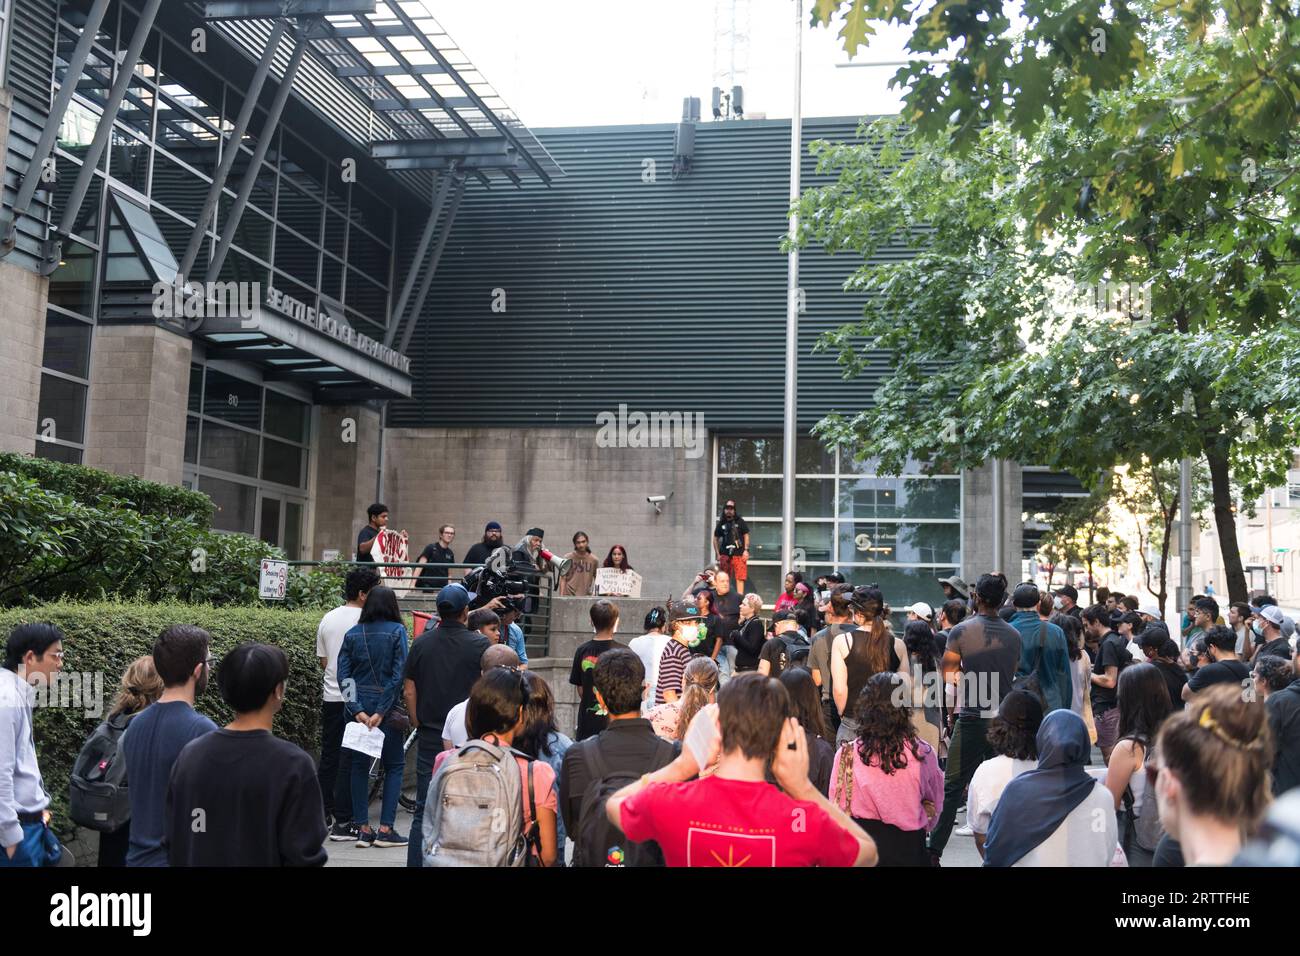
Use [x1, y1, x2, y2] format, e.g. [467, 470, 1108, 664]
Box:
[430, 0, 919, 129]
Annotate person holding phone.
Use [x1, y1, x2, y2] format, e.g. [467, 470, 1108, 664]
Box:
[604, 673, 877, 867]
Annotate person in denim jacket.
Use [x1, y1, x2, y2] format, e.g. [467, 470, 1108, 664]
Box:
[338, 586, 410, 849]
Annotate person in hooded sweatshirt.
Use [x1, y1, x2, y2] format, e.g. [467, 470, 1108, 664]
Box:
[980, 709, 1118, 867]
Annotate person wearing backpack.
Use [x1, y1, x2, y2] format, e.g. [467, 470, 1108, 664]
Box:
[1104, 663, 1174, 867]
[759, 608, 811, 679]
[120, 625, 218, 867]
[1084, 604, 1133, 765]
[560, 647, 678, 867]
[1007, 583, 1072, 715]
[422, 667, 557, 867]
[70, 656, 162, 867]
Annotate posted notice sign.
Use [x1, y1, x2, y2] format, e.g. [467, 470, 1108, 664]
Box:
[595, 567, 642, 598]
[259, 559, 288, 601]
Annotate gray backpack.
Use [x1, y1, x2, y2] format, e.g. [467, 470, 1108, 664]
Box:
[421, 739, 538, 867]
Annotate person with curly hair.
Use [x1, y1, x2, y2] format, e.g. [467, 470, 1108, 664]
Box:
[828, 672, 943, 866]
[966, 688, 1044, 858]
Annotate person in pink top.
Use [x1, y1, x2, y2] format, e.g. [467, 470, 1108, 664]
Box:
[605, 673, 876, 867]
[774, 572, 806, 612]
[829, 672, 944, 866]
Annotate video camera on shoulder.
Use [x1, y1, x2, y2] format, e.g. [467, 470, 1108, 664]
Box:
[463, 547, 536, 616]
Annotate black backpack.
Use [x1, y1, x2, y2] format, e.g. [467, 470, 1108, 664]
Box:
[572, 739, 675, 868]
[69, 711, 135, 832]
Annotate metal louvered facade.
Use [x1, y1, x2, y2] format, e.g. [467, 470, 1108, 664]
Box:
[390, 116, 913, 431]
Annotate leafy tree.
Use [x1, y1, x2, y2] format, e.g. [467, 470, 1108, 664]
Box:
[1036, 485, 1127, 603]
[793, 4, 1300, 603]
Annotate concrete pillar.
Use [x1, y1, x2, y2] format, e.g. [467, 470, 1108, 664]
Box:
[0, 257, 47, 454]
[311, 404, 381, 560]
[962, 459, 1023, 580]
[83, 324, 191, 484]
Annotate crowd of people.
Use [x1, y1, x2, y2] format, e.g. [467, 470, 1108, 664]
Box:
[2, 548, 1298, 868]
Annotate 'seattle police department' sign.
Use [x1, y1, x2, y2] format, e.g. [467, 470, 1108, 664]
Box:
[264, 285, 411, 374]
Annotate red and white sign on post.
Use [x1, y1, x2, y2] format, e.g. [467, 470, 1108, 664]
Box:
[259, 559, 288, 601]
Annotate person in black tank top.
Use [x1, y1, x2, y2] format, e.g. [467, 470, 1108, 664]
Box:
[832, 587, 902, 745]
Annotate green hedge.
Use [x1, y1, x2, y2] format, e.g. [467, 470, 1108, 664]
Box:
[0, 452, 213, 523]
[0, 600, 326, 839]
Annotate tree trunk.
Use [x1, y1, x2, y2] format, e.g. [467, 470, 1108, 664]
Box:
[1204, 443, 1248, 604]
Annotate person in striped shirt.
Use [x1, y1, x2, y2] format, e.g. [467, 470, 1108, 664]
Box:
[656, 600, 706, 705]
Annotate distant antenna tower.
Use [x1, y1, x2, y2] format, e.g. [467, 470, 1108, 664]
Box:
[711, 0, 751, 120]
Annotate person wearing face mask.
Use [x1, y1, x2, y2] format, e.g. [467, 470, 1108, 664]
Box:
[655, 601, 706, 705]
[164, 643, 327, 866]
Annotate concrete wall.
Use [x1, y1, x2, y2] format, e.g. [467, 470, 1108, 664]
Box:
[311, 403, 381, 560]
[0, 256, 47, 454]
[83, 324, 191, 484]
[963, 460, 1024, 580]
[382, 427, 714, 599]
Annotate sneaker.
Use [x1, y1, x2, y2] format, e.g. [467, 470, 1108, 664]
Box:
[954, 824, 974, 837]
[355, 828, 376, 848]
[328, 822, 357, 842]
[373, 828, 408, 849]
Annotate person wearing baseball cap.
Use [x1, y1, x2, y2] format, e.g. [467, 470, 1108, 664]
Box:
[1054, 585, 1082, 621]
[462, 521, 505, 566]
[653, 599, 706, 706]
[1008, 583, 1072, 714]
[1253, 604, 1294, 661]
[402, 582, 491, 866]
[928, 573, 1022, 863]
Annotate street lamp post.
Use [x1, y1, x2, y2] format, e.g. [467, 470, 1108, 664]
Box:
[781, 0, 803, 577]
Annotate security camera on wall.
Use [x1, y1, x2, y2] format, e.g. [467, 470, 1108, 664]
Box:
[647, 491, 674, 514]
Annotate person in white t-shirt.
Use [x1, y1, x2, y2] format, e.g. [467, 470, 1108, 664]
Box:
[441, 644, 521, 750]
[317, 568, 379, 841]
[981, 709, 1118, 867]
[967, 689, 1044, 858]
[627, 608, 669, 716]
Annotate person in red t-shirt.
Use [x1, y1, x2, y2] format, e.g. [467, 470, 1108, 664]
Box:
[605, 672, 876, 867]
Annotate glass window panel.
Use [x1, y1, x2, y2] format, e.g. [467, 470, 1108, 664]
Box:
[284, 501, 303, 560]
[278, 177, 323, 241]
[350, 185, 391, 241]
[35, 442, 83, 465]
[345, 270, 388, 327]
[347, 227, 388, 287]
[793, 522, 834, 565]
[326, 168, 348, 212]
[797, 437, 835, 474]
[118, 72, 156, 138]
[839, 477, 960, 520]
[274, 226, 320, 290]
[37, 375, 86, 444]
[320, 254, 343, 300]
[261, 437, 304, 487]
[185, 416, 199, 464]
[219, 195, 272, 263]
[228, 151, 276, 216]
[202, 369, 261, 429]
[834, 567, 960, 613]
[47, 241, 96, 316]
[188, 364, 202, 412]
[259, 496, 281, 547]
[264, 390, 309, 443]
[744, 564, 783, 605]
[155, 93, 221, 155]
[199, 475, 256, 534]
[718, 436, 782, 474]
[840, 453, 934, 476]
[199, 420, 259, 478]
[108, 128, 149, 193]
[150, 149, 210, 223]
[744, 520, 783, 564]
[323, 211, 346, 258]
[215, 249, 269, 287]
[717, 478, 782, 518]
[280, 151, 326, 201]
[41, 313, 92, 378]
[795, 477, 835, 518]
[837, 521, 960, 565]
[57, 33, 111, 116]
[155, 210, 204, 273]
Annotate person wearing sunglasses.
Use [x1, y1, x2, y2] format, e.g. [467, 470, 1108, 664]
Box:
[1151, 683, 1274, 866]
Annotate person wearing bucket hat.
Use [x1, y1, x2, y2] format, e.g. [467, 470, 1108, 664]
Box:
[937, 575, 969, 603]
[654, 599, 706, 706]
